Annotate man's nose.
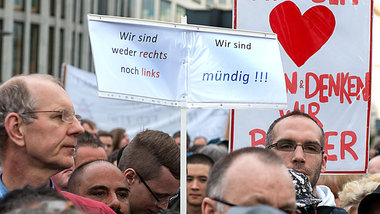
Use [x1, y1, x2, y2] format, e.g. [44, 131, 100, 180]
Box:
[292, 144, 306, 163]
[107, 193, 121, 211]
[191, 180, 200, 189]
[70, 117, 84, 137]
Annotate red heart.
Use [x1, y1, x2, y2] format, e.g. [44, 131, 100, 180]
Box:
[269, 1, 336, 67]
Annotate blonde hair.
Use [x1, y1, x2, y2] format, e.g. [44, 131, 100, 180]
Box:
[339, 173, 380, 213]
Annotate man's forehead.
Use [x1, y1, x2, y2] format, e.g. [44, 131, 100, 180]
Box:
[274, 115, 322, 136]
[84, 162, 125, 179]
[187, 163, 211, 174]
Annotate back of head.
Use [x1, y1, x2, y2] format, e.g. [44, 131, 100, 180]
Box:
[0, 186, 79, 213]
[118, 129, 180, 180]
[198, 144, 228, 163]
[206, 147, 284, 198]
[226, 205, 286, 214]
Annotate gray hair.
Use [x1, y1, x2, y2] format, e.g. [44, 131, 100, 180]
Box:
[0, 74, 62, 148]
[198, 144, 228, 163]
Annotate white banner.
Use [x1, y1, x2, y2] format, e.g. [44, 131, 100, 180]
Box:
[232, 0, 373, 173]
[63, 64, 229, 141]
[88, 15, 287, 109]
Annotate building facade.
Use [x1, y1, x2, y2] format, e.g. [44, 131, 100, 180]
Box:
[0, 0, 232, 83]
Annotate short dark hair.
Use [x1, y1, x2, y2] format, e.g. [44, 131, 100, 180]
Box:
[187, 153, 214, 168]
[118, 130, 180, 180]
[76, 131, 105, 149]
[265, 110, 325, 152]
[80, 119, 97, 129]
[98, 130, 113, 138]
[206, 147, 284, 198]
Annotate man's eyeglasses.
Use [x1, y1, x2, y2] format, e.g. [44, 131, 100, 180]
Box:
[211, 198, 237, 207]
[135, 171, 178, 206]
[22, 110, 82, 124]
[266, 141, 323, 154]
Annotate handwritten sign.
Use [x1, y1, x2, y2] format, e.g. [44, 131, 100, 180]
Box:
[88, 15, 287, 109]
[231, 0, 373, 173]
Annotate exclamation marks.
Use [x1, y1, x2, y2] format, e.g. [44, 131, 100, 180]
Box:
[254, 72, 268, 82]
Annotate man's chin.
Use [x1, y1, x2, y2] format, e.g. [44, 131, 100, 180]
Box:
[187, 200, 202, 207]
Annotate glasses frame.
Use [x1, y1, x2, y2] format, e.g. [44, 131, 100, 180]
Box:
[135, 171, 177, 206]
[22, 110, 82, 123]
[266, 141, 323, 154]
[211, 197, 238, 207]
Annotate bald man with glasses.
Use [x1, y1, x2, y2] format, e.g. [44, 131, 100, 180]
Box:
[0, 74, 115, 214]
[265, 110, 347, 214]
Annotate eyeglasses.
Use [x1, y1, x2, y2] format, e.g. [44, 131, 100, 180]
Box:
[298, 204, 317, 214]
[22, 110, 82, 124]
[266, 141, 323, 154]
[135, 171, 178, 206]
[211, 198, 238, 207]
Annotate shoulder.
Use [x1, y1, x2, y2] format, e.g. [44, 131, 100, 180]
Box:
[57, 189, 115, 214]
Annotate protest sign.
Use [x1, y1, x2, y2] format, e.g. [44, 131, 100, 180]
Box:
[231, 0, 373, 173]
[63, 64, 229, 141]
[87, 15, 287, 109]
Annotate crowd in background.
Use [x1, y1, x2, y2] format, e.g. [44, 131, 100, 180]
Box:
[1, 74, 380, 214]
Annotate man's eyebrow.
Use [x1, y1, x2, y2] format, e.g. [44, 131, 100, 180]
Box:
[116, 187, 130, 192]
[197, 176, 208, 179]
[277, 138, 320, 145]
[88, 185, 109, 191]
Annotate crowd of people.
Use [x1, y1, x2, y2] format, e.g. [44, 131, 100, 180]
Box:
[0, 73, 380, 214]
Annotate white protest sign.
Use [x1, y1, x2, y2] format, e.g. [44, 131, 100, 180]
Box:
[231, 0, 372, 173]
[88, 15, 287, 109]
[63, 64, 229, 141]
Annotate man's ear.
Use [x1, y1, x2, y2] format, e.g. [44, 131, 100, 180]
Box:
[321, 153, 328, 173]
[4, 113, 25, 147]
[124, 168, 137, 186]
[202, 197, 218, 214]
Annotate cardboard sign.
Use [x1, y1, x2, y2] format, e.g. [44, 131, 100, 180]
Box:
[88, 15, 287, 109]
[232, 0, 373, 173]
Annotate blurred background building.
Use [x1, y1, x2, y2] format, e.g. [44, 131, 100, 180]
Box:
[0, 0, 232, 83]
